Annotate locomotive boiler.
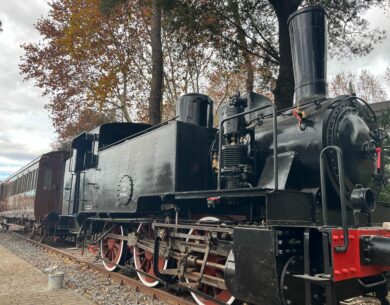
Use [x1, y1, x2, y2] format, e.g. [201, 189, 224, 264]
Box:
[46, 5, 390, 305]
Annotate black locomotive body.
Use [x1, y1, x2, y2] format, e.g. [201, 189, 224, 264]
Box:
[0, 4, 388, 305]
[62, 120, 212, 217]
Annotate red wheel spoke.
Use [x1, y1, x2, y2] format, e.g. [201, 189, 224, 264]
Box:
[146, 259, 151, 272]
[136, 250, 144, 256]
[113, 247, 118, 258]
[101, 225, 126, 272]
[140, 258, 147, 269]
[212, 287, 218, 297]
[134, 223, 166, 287]
[185, 217, 235, 305]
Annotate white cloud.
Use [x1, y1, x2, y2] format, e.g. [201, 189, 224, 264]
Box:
[329, 7, 390, 80]
[0, 1, 389, 180]
[0, 0, 54, 179]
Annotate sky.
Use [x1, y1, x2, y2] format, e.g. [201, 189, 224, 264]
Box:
[0, 2, 389, 181]
[0, 1, 53, 180]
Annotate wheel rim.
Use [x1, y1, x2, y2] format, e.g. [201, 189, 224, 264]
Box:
[133, 223, 167, 287]
[186, 217, 235, 305]
[100, 225, 126, 272]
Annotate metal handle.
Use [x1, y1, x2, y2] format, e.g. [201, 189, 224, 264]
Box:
[217, 103, 278, 190]
[357, 274, 387, 289]
[320, 146, 349, 253]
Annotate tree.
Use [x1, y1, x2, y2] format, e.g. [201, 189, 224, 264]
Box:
[21, 0, 214, 141]
[228, 0, 255, 93]
[385, 67, 390, 85]
[20, 0, 164, 140]
[149, 0, 163, 125]
[0, 20, 3, 32]
[22, 0, 388, 144]
[162, 29, 215, 120]
[206, 60, 273, 113]
[376, 108, 390, 202]
[100, 0, 164, 125]
[357, 70, 388, 104]
[172, 0, 387, 109]
[329, 70, 388, 104]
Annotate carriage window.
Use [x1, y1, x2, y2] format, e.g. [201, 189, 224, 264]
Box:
[21, 175, 26, 193]
[33, 169, 38, 189]
[24, 175, 27, 192]
[43, 168, 53, 190]
[16, 178, 20, 194]
[30, 171, 35, 190]
[27, 172, 31, 191]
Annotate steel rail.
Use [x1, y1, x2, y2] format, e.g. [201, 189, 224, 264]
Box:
[8, 231, 195, 305]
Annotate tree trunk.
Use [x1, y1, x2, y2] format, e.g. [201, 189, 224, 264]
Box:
[149, 0, 163, 125]
[269, 0, 302, 110]
[230, 0, 254, 93]
[121, 72, 132, 122]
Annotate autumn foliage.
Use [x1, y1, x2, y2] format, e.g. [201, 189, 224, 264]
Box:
[21, 0, 221, 140]
[20, 0, 390, 142]
[329, 70, 388, 104]
[20, 0, 155, 140]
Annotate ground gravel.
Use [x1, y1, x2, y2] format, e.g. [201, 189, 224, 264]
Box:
[0, 229, 387, 305]
[0, 229, 169, 305]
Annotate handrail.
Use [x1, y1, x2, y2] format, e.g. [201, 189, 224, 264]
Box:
[320, 145, 349, 253]
[217, 102, 278, 190]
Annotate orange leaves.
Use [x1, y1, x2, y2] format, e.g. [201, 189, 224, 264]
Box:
[20, 0, 152, 142]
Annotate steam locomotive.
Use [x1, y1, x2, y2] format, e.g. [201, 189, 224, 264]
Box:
[2, 5, 390, 305]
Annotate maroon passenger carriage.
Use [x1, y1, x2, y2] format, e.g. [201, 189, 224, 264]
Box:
[0, 151, 69, 237]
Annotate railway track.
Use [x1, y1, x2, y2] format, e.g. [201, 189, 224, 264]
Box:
[9, 230, 195, 305]
[4, 229, 385, 305]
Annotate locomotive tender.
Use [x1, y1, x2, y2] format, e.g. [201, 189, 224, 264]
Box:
[2, 5, 390, 305]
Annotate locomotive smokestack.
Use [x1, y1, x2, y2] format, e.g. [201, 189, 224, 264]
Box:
[288, 6, 328, 105]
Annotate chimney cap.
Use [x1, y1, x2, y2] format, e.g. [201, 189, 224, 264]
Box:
[288, 5, 328, 26]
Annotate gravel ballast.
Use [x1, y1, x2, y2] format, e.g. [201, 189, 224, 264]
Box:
[0, 229, 387, 305]
[0, 230, 168, 305]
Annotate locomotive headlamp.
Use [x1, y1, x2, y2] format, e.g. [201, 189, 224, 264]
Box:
[350, 187, 376, 212]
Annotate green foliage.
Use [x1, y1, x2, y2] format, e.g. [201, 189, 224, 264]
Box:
[20, 0, 390, 141]
[167, 0, 388, 108]
[99, 0, 127, 15]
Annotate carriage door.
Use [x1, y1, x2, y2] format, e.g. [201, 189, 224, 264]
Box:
[70, 133, 98, 214]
